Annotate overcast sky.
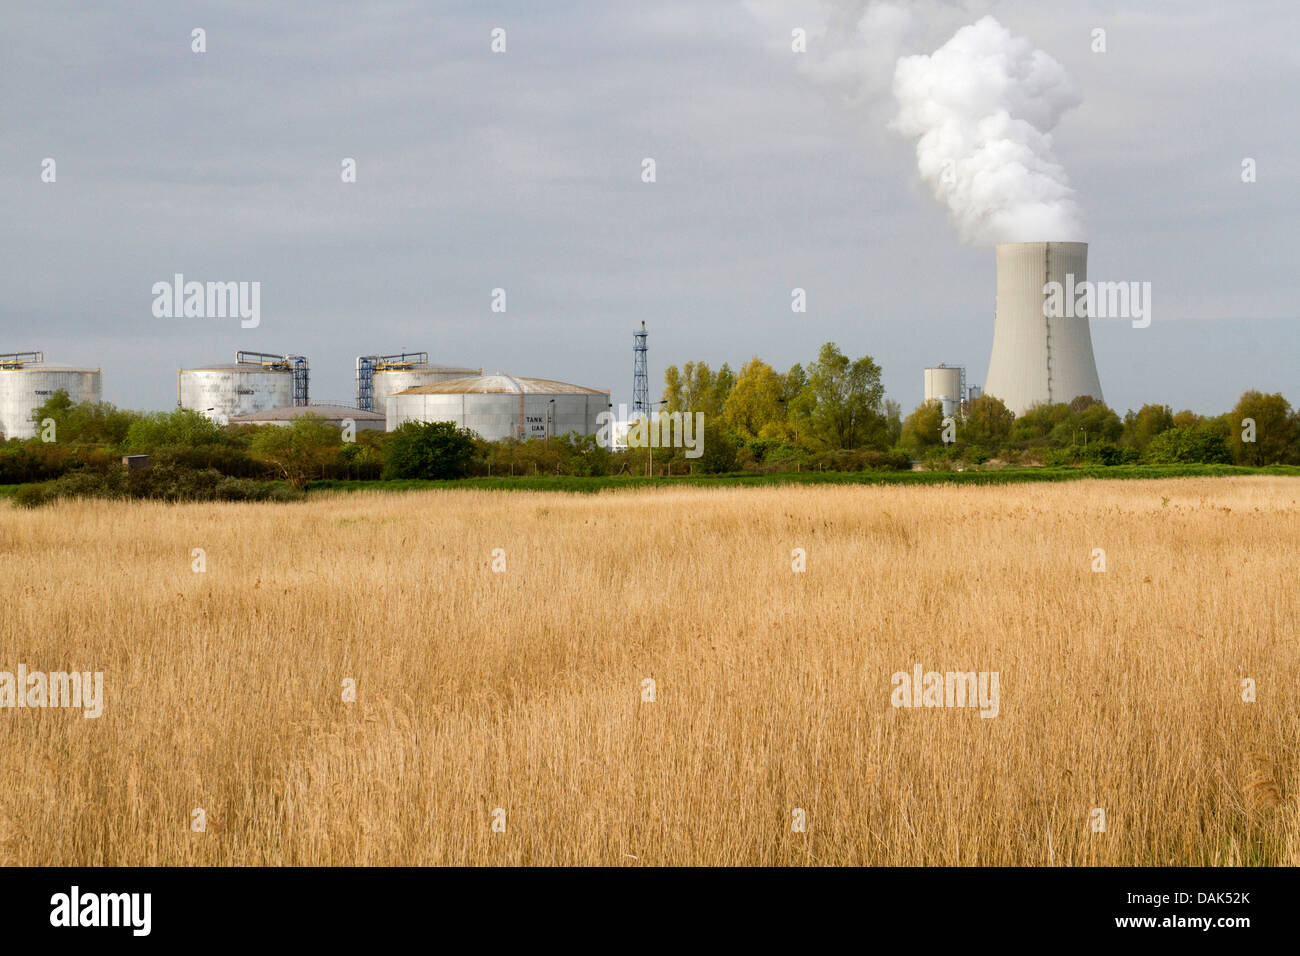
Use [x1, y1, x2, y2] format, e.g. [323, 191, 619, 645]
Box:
[2, 0, 1296, 416]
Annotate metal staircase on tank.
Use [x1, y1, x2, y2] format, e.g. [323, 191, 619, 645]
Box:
[355, 352, 428, 411]
[235, 351, 310, 406]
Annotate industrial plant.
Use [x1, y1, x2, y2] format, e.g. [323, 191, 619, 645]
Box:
[174, 350, 607, 441]
[7, 253, 1109, 446]
[0, 352, 102, 440]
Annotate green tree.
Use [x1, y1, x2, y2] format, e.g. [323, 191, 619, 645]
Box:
[1010, 402, 1071, 446]
[661, 360, 736, 418]
[781, 363, 807, 403]
[382, 420, 477, 480]
[662, 365, 684, 412]
[1229, 391, 1297, 464]
[663, 361, 719, 415]
[963, 394, 1015, 451]
[1121, 404, 1175, 452]
[883, 399, 903, 448]
[249, 415, 341, 487]
[1049, 401, 1122, 447]
[899, 400, 945, 455]
[802, 343, 886, 449]
[722, 358, 783, 440]
[775, 363, 814, 444]
[709, 363, 736, 417]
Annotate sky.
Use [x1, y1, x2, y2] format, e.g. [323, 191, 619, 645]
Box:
[2, 0, 1296, 417]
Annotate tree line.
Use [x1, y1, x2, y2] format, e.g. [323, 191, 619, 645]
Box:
[658, 343, 1300, 470]
[4, 344, 1299, 506]
[898, 391, 1300, 467]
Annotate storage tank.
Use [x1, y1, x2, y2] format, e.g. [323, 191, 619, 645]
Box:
[0, 355, 102, 440]
[387, 373, 609, 440]
[178, 361, 294, 424]
[371, 365, 481, 417]
[924, 366, 964, 408]
[984, 241, 1103, 416]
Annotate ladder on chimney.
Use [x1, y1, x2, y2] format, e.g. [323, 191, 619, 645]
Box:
[1043, 245, 1054, 403]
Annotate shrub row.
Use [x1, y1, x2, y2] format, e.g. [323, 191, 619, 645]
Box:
[11, 465, 302, 509]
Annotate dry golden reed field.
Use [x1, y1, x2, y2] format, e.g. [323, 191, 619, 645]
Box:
[2, 477, 1298, 866]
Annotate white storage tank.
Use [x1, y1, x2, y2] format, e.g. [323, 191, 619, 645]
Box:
[178, 363, 294, 425]
[387, 373, 609, 441]
[924, 365, 964, 408]
[0, 355, 102, 440]
[371, 365, 481, 417]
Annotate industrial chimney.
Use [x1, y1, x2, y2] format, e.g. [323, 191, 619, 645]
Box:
[983, 241, 1103, 416]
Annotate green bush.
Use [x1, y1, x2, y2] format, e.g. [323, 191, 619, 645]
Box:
[1144, 426, 1232, 464]
[12, 483, 56, 509]
[157, 445, 272, 479]
[7, 464, 303, 507]
[695, 423, 739, 474]
[874, 449, 912, 471]
[383, 421, 478, 480]
[265, 484, 306, 503]
[1043, 446, 1083, 466]
[215, 477, 264, 500]
[1080, 442, 1139, 466]
[554, 433, 611, 477]
[922, 445, 958, 469]
[124, 408, 225, 451]
[0, 441, 120, 484]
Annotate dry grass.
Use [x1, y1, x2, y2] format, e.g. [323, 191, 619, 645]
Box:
[1, 477, 1298, 866]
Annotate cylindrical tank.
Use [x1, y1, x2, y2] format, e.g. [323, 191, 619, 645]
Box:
[924, 366, 964, 408]
[371, 365, 481, 418]
[178, 364, 294, 424]
[0, 366, 102, 440]
[984, 241, 1103, 416]
[386, 374, 608, 440]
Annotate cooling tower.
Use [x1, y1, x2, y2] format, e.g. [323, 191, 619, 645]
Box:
[984, 242, 1103, 416]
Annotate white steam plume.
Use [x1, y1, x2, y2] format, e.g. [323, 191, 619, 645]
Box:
[891, 15, 1085, 244]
